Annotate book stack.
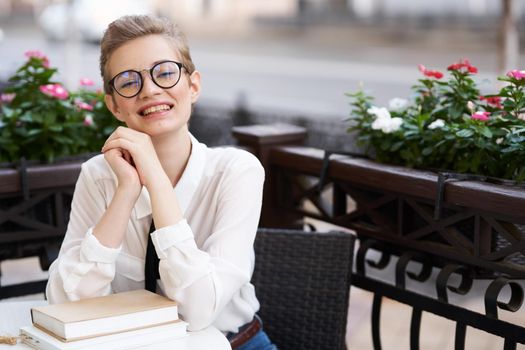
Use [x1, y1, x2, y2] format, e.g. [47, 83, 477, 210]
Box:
[20, 290, 187, 350]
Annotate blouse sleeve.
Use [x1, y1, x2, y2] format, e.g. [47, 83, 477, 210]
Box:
[46, 162, 121, 303]
[152, 154, 265, 331]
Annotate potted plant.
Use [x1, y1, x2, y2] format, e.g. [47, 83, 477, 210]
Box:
[339, 59, 525, 275]
[0, 50, 118, 164]
[0, 51, 119, 292]
[347, 58, 525, 182]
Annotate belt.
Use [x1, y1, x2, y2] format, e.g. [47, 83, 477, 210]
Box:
[228, 316, 262, 349]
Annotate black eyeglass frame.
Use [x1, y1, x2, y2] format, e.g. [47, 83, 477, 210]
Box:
[108, 60, 186, 98]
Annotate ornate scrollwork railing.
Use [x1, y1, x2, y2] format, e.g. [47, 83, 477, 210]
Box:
[354, 240, 525, 349]
[232, 123, 525, 349]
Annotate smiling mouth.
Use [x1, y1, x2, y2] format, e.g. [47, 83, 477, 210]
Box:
[140, 104, 173, 117]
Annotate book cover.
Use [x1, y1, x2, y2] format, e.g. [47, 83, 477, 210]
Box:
[30, 290, 179, 342]
[20, 320, 187, 350]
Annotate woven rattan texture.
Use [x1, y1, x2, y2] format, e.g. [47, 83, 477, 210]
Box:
[252, 228, 355, 350]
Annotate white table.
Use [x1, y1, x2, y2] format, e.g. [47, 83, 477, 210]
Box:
[0, 300, 231, 350]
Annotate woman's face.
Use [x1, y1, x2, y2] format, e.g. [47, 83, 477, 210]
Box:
[104, 34, 200, 138]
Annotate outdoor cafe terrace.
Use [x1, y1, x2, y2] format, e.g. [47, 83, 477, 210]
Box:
[1, 117, 525, 349]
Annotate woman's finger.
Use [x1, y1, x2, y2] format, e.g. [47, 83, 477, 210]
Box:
[101, 138, 135, 154]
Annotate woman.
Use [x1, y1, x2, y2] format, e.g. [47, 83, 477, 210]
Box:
[46, 15, 276, 349]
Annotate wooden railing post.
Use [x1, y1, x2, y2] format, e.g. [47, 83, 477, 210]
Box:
[232, 123, 307, 228]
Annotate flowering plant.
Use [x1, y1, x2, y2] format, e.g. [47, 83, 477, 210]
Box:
[0, 51, 120, 164]
[347, 59, 525, 182]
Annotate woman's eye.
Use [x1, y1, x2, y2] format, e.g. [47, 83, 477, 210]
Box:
[157, 71, 175, 79]
[119, 80, 139, 89]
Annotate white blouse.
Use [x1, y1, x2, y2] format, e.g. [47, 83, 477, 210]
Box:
[45, 135, 265, 333]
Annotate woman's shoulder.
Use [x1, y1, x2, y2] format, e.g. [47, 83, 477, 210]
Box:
[207, 146, 263, 172]
[80, 153, 114, 181]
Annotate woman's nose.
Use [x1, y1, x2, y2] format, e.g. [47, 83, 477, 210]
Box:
[138, 72, 163, 98]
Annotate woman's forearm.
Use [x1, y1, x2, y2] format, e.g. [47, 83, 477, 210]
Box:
[148, 176, 182, 229]
[92, 186, 139, 248]
[148, 176, 183, 229]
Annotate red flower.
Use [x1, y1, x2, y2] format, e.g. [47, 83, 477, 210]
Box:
[447, 58, 478, 75]
[480, 96, 502, 109]
[431, 71, 444, 79]
[418, 64, 444, 79]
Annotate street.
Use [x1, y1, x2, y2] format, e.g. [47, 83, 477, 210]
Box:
[0, 19, 518, 121]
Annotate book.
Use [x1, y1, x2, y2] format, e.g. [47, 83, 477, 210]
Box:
[20, 320, 187, 350]
[31, 290, 179, 342]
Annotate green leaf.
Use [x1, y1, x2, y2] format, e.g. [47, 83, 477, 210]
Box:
[422, 147, 433, 156]
[27, 129, 42, 136]
[48, 125, 63, 132]
[391, 141, 404, 151]
[480, 127, 492, 138]
[456, 129, 474, 138]
[53, 135, 74, 144]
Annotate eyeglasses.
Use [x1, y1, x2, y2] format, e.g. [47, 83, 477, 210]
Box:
[108, 60, 186, 98]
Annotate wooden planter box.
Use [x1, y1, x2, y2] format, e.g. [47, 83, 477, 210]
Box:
[0, 158, 86, 278]
[233, 124, 525, 279]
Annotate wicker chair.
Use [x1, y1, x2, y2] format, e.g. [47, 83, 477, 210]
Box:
[252, 228, 355, 350]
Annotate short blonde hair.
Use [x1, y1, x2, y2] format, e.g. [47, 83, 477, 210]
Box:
[100, 15, 195, 94]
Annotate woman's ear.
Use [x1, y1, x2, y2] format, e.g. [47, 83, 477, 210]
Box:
[104, 94, 125, 122]
[189, 70, 201, 104]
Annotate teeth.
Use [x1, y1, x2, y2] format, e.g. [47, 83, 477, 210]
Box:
[142, 104, 171, 116]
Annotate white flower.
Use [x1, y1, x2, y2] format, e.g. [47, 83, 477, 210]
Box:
[369, 106, 403, 133]
[428, 119, 445, 130]
[467, 101, 475, 113]
[371, 116, 388, 131]
[367, 106, 391, 120]
[388, 98, 409, 112]
[371, 115, 403, 134]
[496, 138, 504, 144]
[386, 117, 403, 133]
[83, 115, 94, 126]
[519, 113, 525, 121]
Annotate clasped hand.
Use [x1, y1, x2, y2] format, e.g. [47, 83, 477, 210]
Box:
[102, 127, 165, 196]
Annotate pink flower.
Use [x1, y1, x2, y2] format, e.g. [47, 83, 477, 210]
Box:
[75, 100, 94, 111]
[24, 50, 50, 68]
[83, 115, 94, 126]
[79, 78, 94, 86]
[24, 50, 45, 58]
[39, 83, 69, 100]
[506, 69, 525, 80]
[0, 93, 16, 103]
[39, 84, 54, 95]
[418, 64, 443, 79]
[471, 111, 490, 121]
